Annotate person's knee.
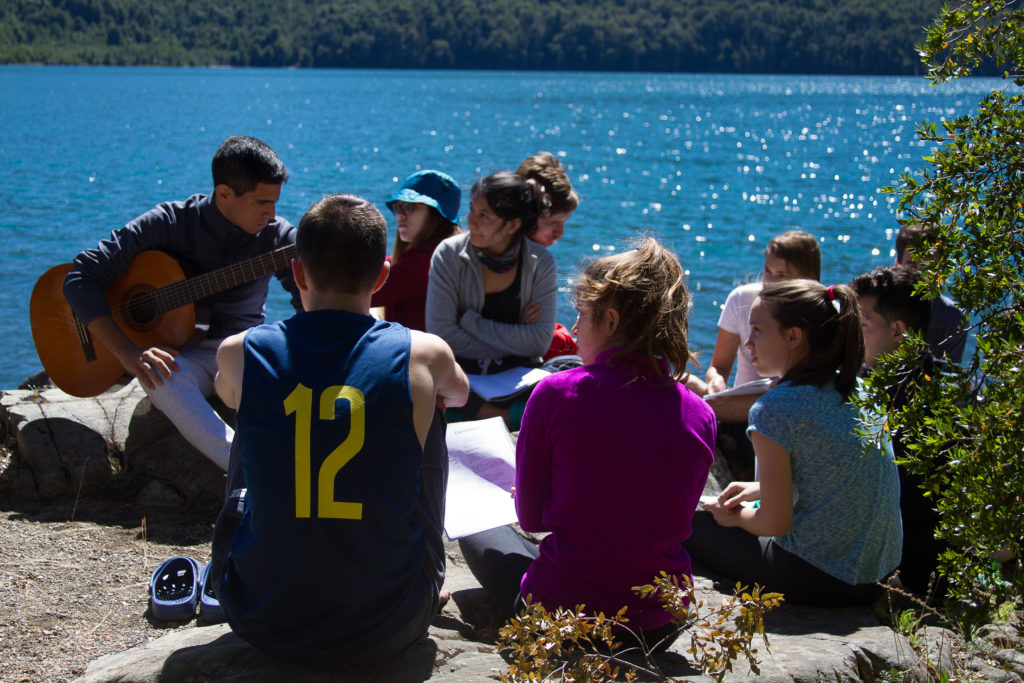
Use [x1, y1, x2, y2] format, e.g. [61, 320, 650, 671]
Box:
[141, 368, 203, 404]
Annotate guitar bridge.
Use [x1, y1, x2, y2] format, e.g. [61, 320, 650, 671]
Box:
[73, 312, 97, 363]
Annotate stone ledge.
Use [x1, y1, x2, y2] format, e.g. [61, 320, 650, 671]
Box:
[0, 382, 937, 683]
[73, 565, 929, 683]
[1, 384, 225, 509]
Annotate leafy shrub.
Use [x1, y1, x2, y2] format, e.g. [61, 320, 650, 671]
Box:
[497, 573, 783, 682]
[861, 0, 1024, 616]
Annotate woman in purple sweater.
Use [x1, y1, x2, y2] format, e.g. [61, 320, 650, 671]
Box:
[459, 237, 716, 652]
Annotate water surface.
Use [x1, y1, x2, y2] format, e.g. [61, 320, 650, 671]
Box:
[0, 66, 1001, 386]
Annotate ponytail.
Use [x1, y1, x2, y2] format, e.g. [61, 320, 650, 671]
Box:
[757, 280, 865, 399]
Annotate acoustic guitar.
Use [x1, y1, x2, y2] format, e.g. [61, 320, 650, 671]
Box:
[30, 245, 296, 398]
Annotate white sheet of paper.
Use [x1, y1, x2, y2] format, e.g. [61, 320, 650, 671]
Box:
[444, 417, 519, 539]
[698, 494, 756, 510]
[702, 377, 773, 401]
[467, 366, 551, 401]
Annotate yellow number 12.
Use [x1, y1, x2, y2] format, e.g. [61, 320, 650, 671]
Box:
[283, 383, 365, 519]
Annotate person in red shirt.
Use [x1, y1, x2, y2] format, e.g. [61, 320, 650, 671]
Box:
[516, 152, 580, 359]
[371, 170, 462, 331]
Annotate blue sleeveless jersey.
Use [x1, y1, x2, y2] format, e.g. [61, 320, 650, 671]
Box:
[220, 309, 428, 658]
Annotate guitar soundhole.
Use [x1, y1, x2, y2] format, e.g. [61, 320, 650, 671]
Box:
[129, 298, 156, 324]
[123, 286, 161, 332]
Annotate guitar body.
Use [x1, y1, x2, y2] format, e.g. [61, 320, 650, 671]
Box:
[31, 242, 294, 398]
[30, 251, 197, 397]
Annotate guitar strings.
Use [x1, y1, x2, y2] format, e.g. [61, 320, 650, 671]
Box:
[109, 245, 296, 322]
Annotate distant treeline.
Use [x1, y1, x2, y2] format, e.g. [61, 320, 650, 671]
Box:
[0, 0, 950, 74]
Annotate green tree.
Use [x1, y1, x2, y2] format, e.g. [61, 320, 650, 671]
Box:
[0, 0, 951, 73]
[861, 0, 1024, 606]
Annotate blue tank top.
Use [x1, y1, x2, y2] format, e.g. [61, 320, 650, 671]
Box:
[220, 309, 428, 658]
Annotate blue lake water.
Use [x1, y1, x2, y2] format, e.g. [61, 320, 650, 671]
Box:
[0, 65, 1002, 387]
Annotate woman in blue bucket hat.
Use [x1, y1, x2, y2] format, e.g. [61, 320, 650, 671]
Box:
[371, 170, 462, 331]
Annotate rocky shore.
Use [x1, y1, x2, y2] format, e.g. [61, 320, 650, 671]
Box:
[1, 378, 1020, 682]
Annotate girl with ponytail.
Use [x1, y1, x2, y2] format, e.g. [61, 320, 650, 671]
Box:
[685, 279, 902, 606]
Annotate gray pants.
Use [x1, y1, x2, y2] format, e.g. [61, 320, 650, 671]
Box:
[141, 338, 233, 470]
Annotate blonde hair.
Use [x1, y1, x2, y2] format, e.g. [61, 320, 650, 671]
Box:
[573, 237, 692, 380]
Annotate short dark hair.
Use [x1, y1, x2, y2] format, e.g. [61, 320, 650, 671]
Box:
[766, 230, 821, 280]
[757, 279, 864, 400]
[471, 171, 539, 238]
[296, 194, 387, 294]
[211, 136, 288, 195]
[850, 266, 931, 334]
[894, 223, 935, 264]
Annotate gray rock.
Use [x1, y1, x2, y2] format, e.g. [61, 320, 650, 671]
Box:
[918, 625, 958, 678]
[1, 381, 942, 683]
[705, 449, 731, 497]
[1, 383, 225, 507]
[136, 479, 187, 509]
[683, 593, 926, 683]
[73, 561, 929, 683]
[982, 623, 1022, 650]
[963, 655, 1023, 682]
[75, 624, 500, 683]
[993, 648, 1024, 677]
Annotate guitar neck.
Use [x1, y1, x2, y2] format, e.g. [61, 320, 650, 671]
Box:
[150, 243, 296, 315]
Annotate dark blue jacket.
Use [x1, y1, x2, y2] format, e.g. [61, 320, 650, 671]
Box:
[63, 193, 300, 340]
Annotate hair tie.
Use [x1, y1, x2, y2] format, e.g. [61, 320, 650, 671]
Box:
[826, 285, 841, 313]
[525, 177, 552, 218]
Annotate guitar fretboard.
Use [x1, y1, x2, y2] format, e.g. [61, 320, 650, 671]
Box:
[117, 244, 296, 320]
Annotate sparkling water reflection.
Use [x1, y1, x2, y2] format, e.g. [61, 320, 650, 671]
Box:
[0, 66, 1003, 386]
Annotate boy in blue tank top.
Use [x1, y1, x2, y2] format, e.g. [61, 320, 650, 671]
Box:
[213, 193, 469, 662]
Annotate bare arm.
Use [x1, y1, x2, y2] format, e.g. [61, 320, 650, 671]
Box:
[214, 331, 246, 410]
[704, 390, 764, 423]
[705, 327, 741, 393]
[86, 316, 179, 390]
[704, 431, 793, 537]
[684, 372, 709, 395]
[409, 330, 470, 447]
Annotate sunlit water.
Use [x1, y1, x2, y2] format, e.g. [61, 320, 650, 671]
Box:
[0, 66, 1002, 386]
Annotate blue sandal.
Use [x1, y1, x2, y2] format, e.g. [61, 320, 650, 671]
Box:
[149, 556, 201, 621]
[198, 561, 225, 623]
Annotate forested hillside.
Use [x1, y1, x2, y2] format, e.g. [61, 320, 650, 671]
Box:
[0, 0, 948, 74]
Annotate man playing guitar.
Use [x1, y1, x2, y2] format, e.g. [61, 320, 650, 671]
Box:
[61, 136, 301, 471]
